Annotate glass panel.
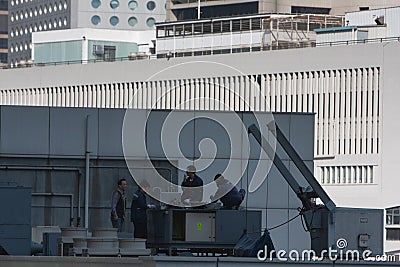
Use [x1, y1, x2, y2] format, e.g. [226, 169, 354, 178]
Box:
[146, 17, 156, 28]
[91, 15, 101, 25]
[387, 215, 392, 225]
[147, 1, 156, 10]
[110, 0, 119, 9]
[110, 16, 119, 26]
[128, 17, 137, 27]
[128, 0, 137, 10]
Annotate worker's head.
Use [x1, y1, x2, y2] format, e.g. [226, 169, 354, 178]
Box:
[139, 180, 150, 192]
[214, 174, 227, 186]
[118, 178, 128, 191]
[186, 165, 196, 178]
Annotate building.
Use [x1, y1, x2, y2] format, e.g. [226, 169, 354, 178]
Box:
[315, 6, 400, 45]
[1, 8, 400, 252]
[155, 13, 344, 58]
[8, 0, 166, 66]
[32, 28, 155, 65]
[166, 0, 400, 21]
[0, 0, 7, 65]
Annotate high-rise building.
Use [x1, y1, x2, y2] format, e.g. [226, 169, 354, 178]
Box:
[0, 0, 7, 65]
[8, 0, 166, 66]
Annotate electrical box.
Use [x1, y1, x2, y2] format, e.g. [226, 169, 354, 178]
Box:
[0, 185, 32, 255]
[309, 207, 383, 256]
[185, 212, 215, 242]
[43, 232, 61, 256]
[147, 209, 261, 252]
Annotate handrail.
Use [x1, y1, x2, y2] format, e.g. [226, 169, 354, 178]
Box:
[3, 36, 400, 69]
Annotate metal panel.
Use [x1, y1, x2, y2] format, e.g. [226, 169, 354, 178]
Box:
[334, 207, 383, 255]
[231, 33, 241, 46]
[0, 186, 31, 255]
[49, 107, 98, 156]
[185, 212, 215, 242]
[346, 9, 386, 27]
[98, 108, 125, 157]
[289, 114, 315, 161]
[0, 106, 49, 155]
[386, 7, 400, 37]
[215, 210, 261, 244]
[193, 36, 203, 49]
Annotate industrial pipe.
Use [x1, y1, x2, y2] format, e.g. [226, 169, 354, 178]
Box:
[85, 115, 91, 229]
[0, 165, 82, 227]
[31, 193, 74, 226]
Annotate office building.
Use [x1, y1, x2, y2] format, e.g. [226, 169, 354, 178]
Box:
[8, 0, 166, 66]
[0, 0, 7, 65]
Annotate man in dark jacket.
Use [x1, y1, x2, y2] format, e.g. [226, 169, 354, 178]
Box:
[131, 180, 152, 238]
[210, 174, 245, 209]
[181, 165, 203, 204]
[111, 178, 128, 232]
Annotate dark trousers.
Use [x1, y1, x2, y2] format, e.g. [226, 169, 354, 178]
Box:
[111, 218, 124, 232]
[133, 220, 147, 239]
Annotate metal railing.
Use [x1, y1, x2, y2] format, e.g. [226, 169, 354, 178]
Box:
[3, 36, 400, 69]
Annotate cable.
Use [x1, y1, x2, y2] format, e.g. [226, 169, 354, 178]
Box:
[267, 212, 302, 231]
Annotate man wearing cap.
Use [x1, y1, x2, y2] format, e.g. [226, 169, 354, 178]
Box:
[210, 174, 246, 209]
[181, 165, 204, 203]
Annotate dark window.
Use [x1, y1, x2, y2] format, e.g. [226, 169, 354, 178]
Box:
[0, 14, 7, 33]
[387, 207, 400, 225]
[173, 2, 258, 20]
[0, 53, 7, 64]
[0, 0, 7, 11]
[359, 7, 369, 11]
[386, 229, 400, 241]
[291, 6, 330, 15]
[0, 38, 7, 49]
[104, 46, 116, 61]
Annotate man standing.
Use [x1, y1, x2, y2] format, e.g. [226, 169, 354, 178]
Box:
[210, 174, 245, 209]
[181, 165, 203, 204]
[131, 180, 153, 238]
[111, 178, 128, 232]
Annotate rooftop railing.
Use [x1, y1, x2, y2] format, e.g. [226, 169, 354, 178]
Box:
[3, 36, 400, 69]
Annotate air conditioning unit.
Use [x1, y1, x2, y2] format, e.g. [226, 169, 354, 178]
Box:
[93, 45, 104, 55]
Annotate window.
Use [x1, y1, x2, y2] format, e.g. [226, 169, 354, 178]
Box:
[92, 0, 101, 8]
[91, 15, 101, 25]
[110, 16, 119, 26]
[128, 17, 137, 27]
[146, 17, 156, 28]
[291, 6, 330, 14]
[387, 207, 400, 225]
[147, 1, 156, 10]
[110, 0, 119, 9]
[386, 229, 400, 241]
[104, 46, 116, 61]
[128, 0, 138, 10]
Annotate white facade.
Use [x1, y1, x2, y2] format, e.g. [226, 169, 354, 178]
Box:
[8, 0, 165, 66]
[32, 28, 155, 61]
[71, 0, 166, 31]
[315, 7, 400, 47]
[0, 42, 400, 251]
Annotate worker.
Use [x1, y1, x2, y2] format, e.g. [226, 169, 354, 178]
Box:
[131, 180, 154, 238]
[181, 165, 204, 204]
[210, 174, 246, 209]
[110, 178, 128, 232]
